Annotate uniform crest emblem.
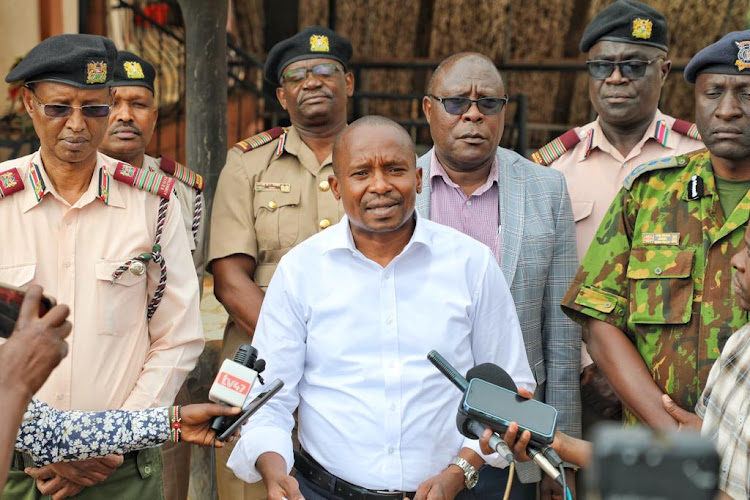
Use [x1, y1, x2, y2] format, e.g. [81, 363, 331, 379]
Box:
[632, 18, 653, 40]
[735, 41, 750, 71]
[0, 171, 18, 188]
[309, 35, 330, 52]
[123, 61, 145, 79]
[86, 61, 107, 84]
[119, 165, 136, 177]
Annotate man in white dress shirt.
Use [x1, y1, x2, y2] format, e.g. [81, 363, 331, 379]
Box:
[227, 116, 535, 500]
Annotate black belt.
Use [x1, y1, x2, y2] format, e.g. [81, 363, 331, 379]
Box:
[294, 449, 416, 500]
[11, 450, 139, 471]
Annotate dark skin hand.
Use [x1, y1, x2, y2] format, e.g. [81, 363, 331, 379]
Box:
[0, 285, 72, 491]
[25, 404, 241, 498]
[257, 452, 305, 500]
[586, 319, 676, 429]
[212, 254, 265, 339]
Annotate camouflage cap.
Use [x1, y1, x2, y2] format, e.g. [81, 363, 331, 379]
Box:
[6, 34, 116, 88]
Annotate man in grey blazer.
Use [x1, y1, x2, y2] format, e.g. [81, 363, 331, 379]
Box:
[416, 52, 581, 499]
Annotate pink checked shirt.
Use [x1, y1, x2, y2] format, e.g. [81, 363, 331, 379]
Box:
[429, 151, 501, 262]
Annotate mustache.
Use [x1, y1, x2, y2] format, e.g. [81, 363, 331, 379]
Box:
[297, 88, 334, 105]
[110, 123, 141, 135]
[362, 193, 403, 207]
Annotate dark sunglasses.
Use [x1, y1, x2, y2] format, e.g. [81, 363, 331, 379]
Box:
[428, 95, 509, 116]
[585, 57, 662, 80]
[26, 87, 111, 118]
[282, 63, 342, 84]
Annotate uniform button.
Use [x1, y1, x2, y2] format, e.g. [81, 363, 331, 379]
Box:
[63, 261, 71, 268]
[268, 201, 278, 210]
[319, 180, 330, 192]
[130, 261, 146, 276]
[603, 301, 612, 309]
[654, 267, 662, 275]
[319, 219, 331, 229]
[143, 465, 152, 476]
[677, 157, 687, 166]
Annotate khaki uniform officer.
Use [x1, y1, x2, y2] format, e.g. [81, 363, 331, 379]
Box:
[99, 50, 206, 500]
[0, 34, 203, 500]
[208, 25, 353, 500]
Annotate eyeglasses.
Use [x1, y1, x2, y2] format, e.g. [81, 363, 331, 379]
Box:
[26, 87, 111, 118]
[428, 95, 509, 116]
[585, 57, 662, 80]
[282, 63, 343, 84]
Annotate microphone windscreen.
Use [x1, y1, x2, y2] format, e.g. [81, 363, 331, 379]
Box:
[233, 343, 258, 368]
[466, 363, 518, 392]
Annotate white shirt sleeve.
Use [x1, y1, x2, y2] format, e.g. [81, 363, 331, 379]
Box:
[227, 264, 307, 483]
[462, 250, 536, 468]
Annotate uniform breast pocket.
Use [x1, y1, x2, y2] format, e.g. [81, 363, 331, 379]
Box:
[626, 248, 695, 324]
[254, 189, 301, 250]
[95, 259, 148, 336]
[0, 263, 36, 287]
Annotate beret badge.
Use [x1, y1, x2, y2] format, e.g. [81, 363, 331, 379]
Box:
[309, 35, 330, 52]
[632, 18, 653, 40]
[735, 41, 750, 72]
[86, 61, 107, 84]
[124, 61, 145, 79]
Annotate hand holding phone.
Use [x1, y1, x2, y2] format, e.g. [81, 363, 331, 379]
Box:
[216, 379, 284, 441]
[0, 283, 56, 339]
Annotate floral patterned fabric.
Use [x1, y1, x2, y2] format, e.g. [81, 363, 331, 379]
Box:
[15, 399, 170, 465]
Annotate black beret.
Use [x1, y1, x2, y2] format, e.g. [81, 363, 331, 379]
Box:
[112, 50, 156, 94]
[684, 30, 750, 84]
[580, 0, 668, 53]
[6, 34, 116, 88]
[263, 26, 353, 85]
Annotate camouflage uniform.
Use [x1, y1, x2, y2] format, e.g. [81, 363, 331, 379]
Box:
[561, 148, 750, 419]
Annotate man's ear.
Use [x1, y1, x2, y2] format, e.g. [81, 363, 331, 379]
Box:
[660, 58, 672, 85]
[22, 87, 35, 116]
[345, 72, 354, 98]
[329, 173, 341, 200]
[276, 86, 288, 111]
[415, 166, 423, 194]
[422, 96, 432, 125]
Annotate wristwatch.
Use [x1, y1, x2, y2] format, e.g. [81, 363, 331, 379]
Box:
[449, 457, 479, 489]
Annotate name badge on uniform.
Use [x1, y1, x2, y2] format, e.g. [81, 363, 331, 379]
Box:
[687, 175, 704, 200]
[255, 182, 291, 193]
[642, 233, 681, 245]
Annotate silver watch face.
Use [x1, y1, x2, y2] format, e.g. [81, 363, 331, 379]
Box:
[466, 469, 479, 489]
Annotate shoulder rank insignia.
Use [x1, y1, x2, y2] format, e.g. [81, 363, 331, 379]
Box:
[671, 119, 703, 142]
[233, 127, 285, 154]
[159, 156, 204, 192]
[623, 155, 686, 190]
[113, 161, 175, 199]
[0, 168, 24, 198]
[531, 128, 582, 166]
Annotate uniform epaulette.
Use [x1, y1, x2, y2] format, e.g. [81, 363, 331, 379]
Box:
[0, 168, 24, 198]
[531, 129, 582, 166]
[113, 161, 175, 199]
[671, 119, 703, 142]
[159, 156, 204, 192]
[233, 127, 285, 154]
[623, 155, 684, 190]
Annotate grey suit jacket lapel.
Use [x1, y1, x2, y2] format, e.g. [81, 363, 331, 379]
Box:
[496, 148, 524, 287]
[416, 149, 433, 219]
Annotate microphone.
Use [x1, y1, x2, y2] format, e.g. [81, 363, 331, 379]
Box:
[468, 363, 564, 487]
[209, 343, 266, 432]
[427, 351, 515, 463]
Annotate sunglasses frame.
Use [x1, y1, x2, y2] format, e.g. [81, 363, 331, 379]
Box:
[25, 86, 111, 119]
[428, 94, 510, 116]
[585, 57, 662, 80]
[282, 63, 344, 85]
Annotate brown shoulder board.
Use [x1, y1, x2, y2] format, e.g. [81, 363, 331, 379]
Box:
[233, 127, 285, 154]
[159, 156, 204, 192]
[671, 119, 702, 142]
[531, 129, 581, 166]
[0, 168, 24, 198]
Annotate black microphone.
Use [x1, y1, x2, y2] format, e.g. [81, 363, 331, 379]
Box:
[470, 363, 564, 487]
[427, 351, 515, 463]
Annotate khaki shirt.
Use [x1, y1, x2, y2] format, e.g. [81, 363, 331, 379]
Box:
[551, 110, 704, 262]
[209, 126, 343, 354]
[143, 154, 205, 293]
[0, 150, 204, 411]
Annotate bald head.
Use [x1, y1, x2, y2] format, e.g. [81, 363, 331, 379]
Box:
[427, 52, 503, 94]
[333, 115, 415, 175]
